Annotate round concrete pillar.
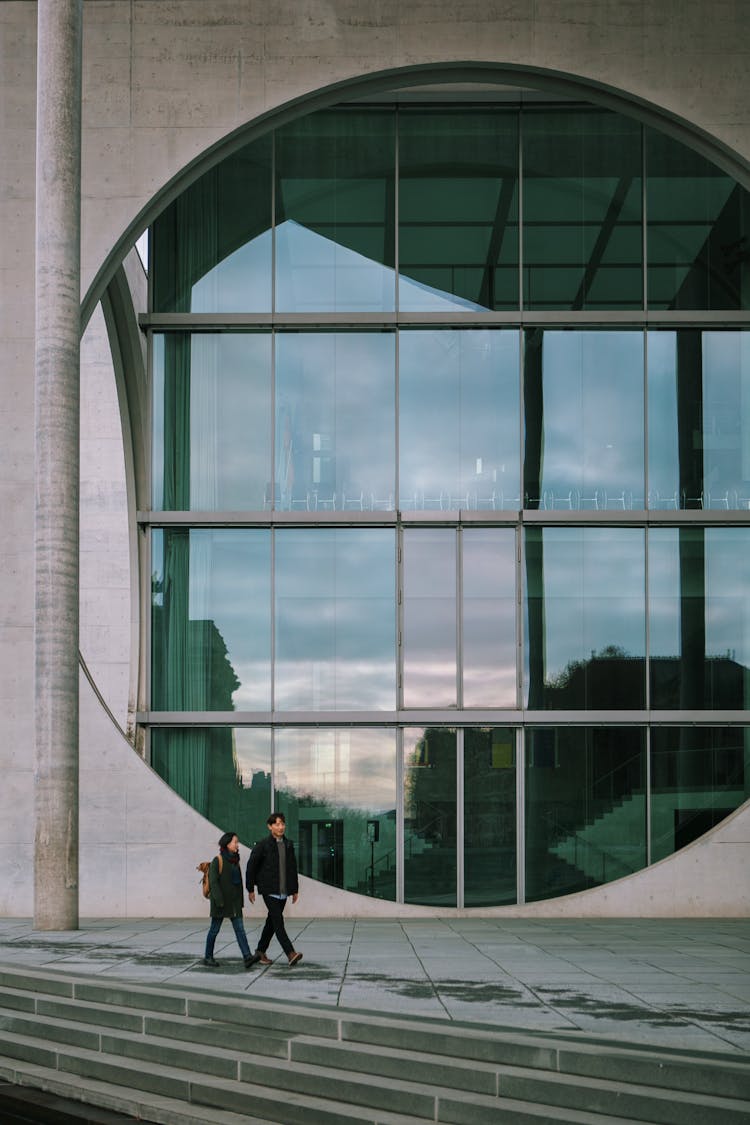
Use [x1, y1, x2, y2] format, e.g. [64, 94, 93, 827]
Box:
[34, 0, 83, 930]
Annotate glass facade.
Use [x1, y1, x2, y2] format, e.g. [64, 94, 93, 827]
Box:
[145, 98, 750, 907]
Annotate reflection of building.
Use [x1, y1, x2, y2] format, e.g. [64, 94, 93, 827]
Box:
[9, 3, 750, 922]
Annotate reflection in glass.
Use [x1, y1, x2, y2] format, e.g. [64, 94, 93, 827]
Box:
[525, 727, 646, 902]
[524, 527, 646, 709]
[275, 528, 396, 711]
[464, 728, 516, 906]
[649, 528, 750, 709]
[647, 330, 750, 510]
[650, 727, 750, 863]
[153, 333, 272, 511]
[275, 728, 397, 899]
[462, 530, 517, 707]
[523, 330, 644, 511]
[152, 529, 271, 711]
[151, 728, 272, 831]
[275, 332, 395, 511]
[398, 109, 518, 310]
[152, 140, 273, 312]
[275, 110, 395, 312]
[402, 529, 457, 709]
[404, 728, 457, 906]
[646, 129, 750, 310]
[399, 329, 520, 510]
[523, 110, 642, 310]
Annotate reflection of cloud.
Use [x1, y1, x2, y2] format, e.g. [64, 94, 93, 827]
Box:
[275, 729, 397, 812]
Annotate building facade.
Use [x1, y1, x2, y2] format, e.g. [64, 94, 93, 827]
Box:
[2, 1, 749, 917]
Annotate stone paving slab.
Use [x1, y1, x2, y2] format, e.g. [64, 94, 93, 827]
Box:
[0, 918, 749, 1056]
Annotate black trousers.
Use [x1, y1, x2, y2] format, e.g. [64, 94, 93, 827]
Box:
[257, 894, 294, 955]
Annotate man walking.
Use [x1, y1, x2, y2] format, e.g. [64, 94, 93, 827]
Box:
[246, 812, 303, 966]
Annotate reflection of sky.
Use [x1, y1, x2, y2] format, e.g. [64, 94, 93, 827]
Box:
[275, 728, 396, 814]
[400, 329, 520, 500]
[539, 331, 644, 500]
[191, 229, 272, 312]
[527, 528, 646, 680]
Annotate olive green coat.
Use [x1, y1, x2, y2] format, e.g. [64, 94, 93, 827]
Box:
[208, 854, 245, 919]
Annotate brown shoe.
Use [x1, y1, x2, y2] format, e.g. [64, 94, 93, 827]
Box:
[288, 951, 303, 966]
[256, 951, 272, 965]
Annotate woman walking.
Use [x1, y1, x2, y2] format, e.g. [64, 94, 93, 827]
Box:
[203, 831, 261, 969]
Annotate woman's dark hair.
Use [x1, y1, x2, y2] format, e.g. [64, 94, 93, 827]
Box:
[267, 811, 285, 826]
[218, 831, 237, 849]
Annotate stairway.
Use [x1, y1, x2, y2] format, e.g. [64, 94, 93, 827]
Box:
[0, 962, 749, 1125]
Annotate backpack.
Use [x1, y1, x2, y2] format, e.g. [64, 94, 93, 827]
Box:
[196, 855, 223, 898]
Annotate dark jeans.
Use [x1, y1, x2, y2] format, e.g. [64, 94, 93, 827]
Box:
[257, 894, 294, 956]
[205, 915, 252, 959]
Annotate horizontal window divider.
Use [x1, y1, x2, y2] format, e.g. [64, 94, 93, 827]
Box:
[139, 311, 750, 331]
[140, 509, 750, 528]
[138, 709, 750, 727]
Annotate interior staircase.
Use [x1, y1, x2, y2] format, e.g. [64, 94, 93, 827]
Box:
[0, 962, 748, 1125]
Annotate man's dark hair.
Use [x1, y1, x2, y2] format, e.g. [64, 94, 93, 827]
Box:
[267, 811, 285, 826]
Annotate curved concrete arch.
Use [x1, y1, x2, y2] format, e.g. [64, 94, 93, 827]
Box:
[81, 59, 750, 331]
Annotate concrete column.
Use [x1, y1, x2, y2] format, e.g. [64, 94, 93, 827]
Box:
[34, 0, 83, 930]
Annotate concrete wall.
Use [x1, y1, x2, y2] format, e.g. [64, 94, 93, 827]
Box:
[1, 0, 749, 918]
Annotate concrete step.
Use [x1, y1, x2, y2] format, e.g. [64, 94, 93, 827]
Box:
[1, 963, 749, 1125]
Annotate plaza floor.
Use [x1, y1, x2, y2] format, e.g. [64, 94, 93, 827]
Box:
[1, 916, 749, 1058]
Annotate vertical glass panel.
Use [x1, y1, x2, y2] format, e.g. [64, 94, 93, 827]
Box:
[402, 529, 457, 708]
[464, 728, 517, 906]
[525, 727, 646, 902]
[404, 727, 457, 906]
[523, 109, 643, 310]
[152, 139, 273, 312]
[275, 110, 395, 312]
[647, 330, 750, 509]
[275, 528, 396, 711]
[275, 728, 397, 900]
[152, 529, 271, 710]
[524, 527, 646, 709]
[649, 528, 750, 709]
[153, 333, 272, 511]
[151, 728, 272, 837]
[646, 129, 750, 310]
[523, 329, 644, 511]
[398, 109, 518, 311]
[275, 332, 395, 512]
[399, 329, 520, 510]
[462, 529, 517, 708]
[651, 727, 750, 863]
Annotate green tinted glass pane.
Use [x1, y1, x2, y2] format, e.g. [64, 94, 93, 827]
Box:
[151, 728, 271, 832]
[276, 110, 395, 312]
[462, 530, 517, 708]
[464, 728, 516, 906]
[275, 331, 395, 512]
[524, 527, 646, 709]
[398, 110, 518, 310]
[151, 528, 271, 710]
[651, 727, 750, 864]
[399, 328, 520, 511]
[646, 130, 750, 310]
[525, 727, 646, 902]
[274, 729, 397, 900]
[275, 528, 396, 711]
[523, 109, 642, 310]
[153, 333, 272, 511]
[152, 138, 272, 313]
[647, 330, 750, 510]
[649, 528, 750, 709]
[523, 329, 645, 511]
[404, 728, 457, 906]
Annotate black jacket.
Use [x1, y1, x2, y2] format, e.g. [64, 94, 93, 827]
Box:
[245, 834, 299, 896]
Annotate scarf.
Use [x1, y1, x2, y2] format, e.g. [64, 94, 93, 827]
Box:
[220, 847, 242, 885]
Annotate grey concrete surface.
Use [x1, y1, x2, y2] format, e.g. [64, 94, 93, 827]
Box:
[1, 917, 748, 1057]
